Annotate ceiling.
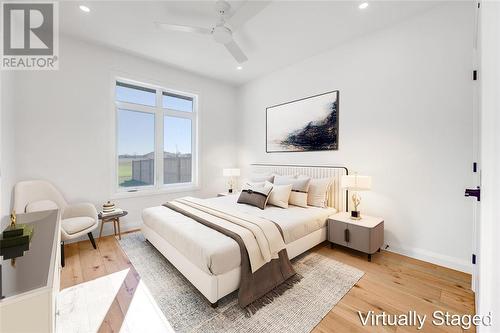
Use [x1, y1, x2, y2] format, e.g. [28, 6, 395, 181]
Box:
[60, 1, 441, 85]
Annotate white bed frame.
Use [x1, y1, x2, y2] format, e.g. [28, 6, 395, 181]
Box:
[141, 164, 348, 306]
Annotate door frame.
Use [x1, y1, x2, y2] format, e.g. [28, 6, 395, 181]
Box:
[477, 1, 500, 332]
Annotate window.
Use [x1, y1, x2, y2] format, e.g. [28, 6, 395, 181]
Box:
[116, 82, 156, 106]
[117, 110, 155, 187]
[163, 92, 193, 112]
[115, 79, 197, 193]
[164, 116, 192, 184]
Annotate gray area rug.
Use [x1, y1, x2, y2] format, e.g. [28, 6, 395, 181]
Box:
[119, 233, 364, 333]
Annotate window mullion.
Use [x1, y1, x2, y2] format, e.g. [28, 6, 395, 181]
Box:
[164, 109, 195, 119]
[156, 90, 164, 188]
[116, 101, 157, 114]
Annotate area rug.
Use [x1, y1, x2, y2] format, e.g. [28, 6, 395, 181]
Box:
[119, 233, 364, 333]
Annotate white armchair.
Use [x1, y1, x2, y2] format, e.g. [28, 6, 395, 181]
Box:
[13, 180, 99, 266]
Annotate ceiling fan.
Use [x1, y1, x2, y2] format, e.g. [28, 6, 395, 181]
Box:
[156, 0, 270, 64]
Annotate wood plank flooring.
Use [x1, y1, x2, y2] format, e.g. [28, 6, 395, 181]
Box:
[61, 233, 475, 332]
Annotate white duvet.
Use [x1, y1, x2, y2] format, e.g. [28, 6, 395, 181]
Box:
[142, 194, 336, 275]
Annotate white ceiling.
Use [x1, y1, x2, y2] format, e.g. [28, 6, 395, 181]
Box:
[60, 1, 441, 85]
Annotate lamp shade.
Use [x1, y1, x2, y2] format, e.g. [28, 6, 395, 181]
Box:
[341, 175, 372, 191]
[223, 168, 241, 177]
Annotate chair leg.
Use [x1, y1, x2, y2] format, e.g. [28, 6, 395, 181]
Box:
[61, 241, 65, 267]
[88, 232, 97, 249]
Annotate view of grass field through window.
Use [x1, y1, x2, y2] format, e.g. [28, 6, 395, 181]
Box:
[116, 82, 194, 188]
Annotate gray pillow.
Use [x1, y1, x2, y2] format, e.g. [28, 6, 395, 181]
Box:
[237, 183, 273, 210]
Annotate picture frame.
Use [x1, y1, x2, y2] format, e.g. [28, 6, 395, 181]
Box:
[266, 90, 339, 153]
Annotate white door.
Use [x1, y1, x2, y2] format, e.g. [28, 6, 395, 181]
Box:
[477, 1, 500, 332]
[470, 1, 481, 294]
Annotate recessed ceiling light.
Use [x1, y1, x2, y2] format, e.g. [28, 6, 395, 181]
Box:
[236, 66, 243, 70]
[79, 5, 90, 13]
[359, 2, 369, 9]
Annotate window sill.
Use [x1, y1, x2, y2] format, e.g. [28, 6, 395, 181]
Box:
[111, 184, 201, 200]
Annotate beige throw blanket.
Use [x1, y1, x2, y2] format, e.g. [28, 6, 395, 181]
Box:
[173, 197, 285, 272]
[164, 197, 299, 311]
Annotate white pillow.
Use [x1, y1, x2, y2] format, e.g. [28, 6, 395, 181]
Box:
[265, 181, 292, 209]
[243, 180, 266, 188]
[25, 200, 58, 213]
[250, 173, 276, 183]
[307, 177, 333, 208]
[272, 175, 296, 183]
[274, 176, 311, 208]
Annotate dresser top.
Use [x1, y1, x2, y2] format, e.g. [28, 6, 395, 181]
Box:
[328, 212, 383, 228]
[1, 209, 59, 300]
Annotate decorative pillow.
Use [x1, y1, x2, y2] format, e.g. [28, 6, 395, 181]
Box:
[274, 176, 311, 207]
[250, 173, 276, 183]
[265, 181, 292, 209]
[307, 177, 334, 208]
[242, 180, 266, 188]
[25, 200, 58, 213]
[237, 183, 273, 210]
[273, 175, 296, 183]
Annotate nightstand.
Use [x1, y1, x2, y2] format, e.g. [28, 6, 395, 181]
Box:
[217, 192, 230, 197]
[327, 212, 384, 261]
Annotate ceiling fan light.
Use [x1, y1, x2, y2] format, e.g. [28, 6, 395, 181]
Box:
[359, 2, 369, 9]
[79, 5, 90, 13]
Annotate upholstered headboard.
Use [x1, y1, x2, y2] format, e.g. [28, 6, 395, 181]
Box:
[250, 163, 348, 212]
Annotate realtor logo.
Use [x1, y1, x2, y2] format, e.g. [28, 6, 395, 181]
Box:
[1, 2, 59, 70]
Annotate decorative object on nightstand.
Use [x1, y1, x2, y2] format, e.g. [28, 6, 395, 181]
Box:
[328, 212, 384, 261]
[341, 174, 372, 220]
[223, 168, 240, 193]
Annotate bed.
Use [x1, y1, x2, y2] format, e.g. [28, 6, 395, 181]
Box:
[141, 164, 348, 306]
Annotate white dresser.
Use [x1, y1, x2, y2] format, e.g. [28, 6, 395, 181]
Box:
[0, 209, 61, 333]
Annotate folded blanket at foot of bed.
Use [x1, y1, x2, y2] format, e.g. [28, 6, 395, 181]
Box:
[164, 197, 300, 311]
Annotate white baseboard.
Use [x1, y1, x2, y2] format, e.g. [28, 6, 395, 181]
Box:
[386, 244, 472, 274]
[65, 220, 141, 244]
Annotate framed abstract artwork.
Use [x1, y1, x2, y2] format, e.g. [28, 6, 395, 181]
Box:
[266, 90, 339, 153]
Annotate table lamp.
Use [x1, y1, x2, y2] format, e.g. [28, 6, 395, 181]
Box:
[223, 168, 240, 193]
[341, 174, 372, 220]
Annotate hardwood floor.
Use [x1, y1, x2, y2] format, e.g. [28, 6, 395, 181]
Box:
[61, 233, 475, 332]
[61, 234, 143, 332]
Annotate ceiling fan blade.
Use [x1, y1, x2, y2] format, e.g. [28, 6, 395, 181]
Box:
[224, 40, 248, 63]
[227, 1, 270, 31]
[156, 23, 212, 35]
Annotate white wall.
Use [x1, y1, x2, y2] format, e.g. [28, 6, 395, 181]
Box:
[236, 3, 475, 272]
[2, 37, 237, 236]
[1, 71, 16, 231]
